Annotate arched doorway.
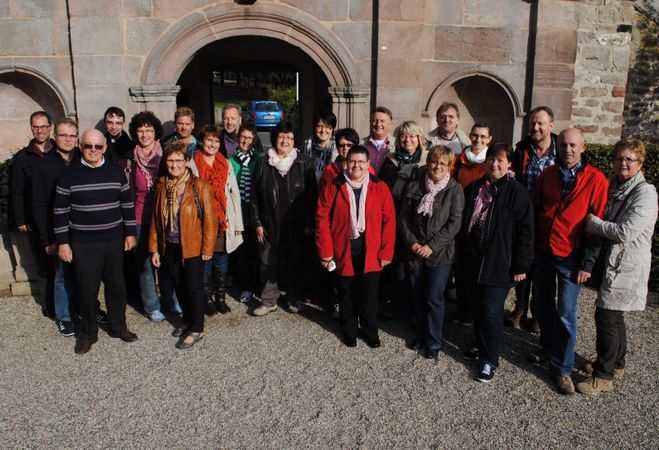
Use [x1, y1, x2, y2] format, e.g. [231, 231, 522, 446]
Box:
[132, 2, 369, 137]
[424, 72, 523, 145]
[0, 70, 67, 161]
[176, 36, 331, 140]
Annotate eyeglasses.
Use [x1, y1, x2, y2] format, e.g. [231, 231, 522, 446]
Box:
[56, 133, 77, 139]
[32, 125, 50, 130]
[431, 160, 450, 167]
[337, 143, 353, 149]
[238, 135, 254, 141]
[347, 160, 368, 166]
[81, 143, 104, 151]
[278, 136, 294, 142]
[166, 159, 186, 164]
[315, 124, 333, 131]
[614, 157, 639, 164]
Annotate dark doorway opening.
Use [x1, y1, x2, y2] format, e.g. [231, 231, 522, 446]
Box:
[176, 36, 331, 141]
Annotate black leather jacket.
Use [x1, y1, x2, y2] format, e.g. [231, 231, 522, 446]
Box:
[250, 152, 317, 245]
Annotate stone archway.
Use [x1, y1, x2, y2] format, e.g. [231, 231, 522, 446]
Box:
[132, 2, 368, 131]
[0, 67, 71, 161]
[424, 71, 523, 145]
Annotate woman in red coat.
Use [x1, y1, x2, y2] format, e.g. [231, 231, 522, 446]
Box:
[316, 146, 396, 348]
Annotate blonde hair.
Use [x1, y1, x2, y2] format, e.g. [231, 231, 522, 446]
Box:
[396, 120, 426, 152]
[427, 145, 455, 170]
[613, 138, 645, 164]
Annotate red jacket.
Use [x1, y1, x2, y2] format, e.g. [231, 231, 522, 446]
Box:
[533, 162, 608, 258]
[316, 173, 396, 276]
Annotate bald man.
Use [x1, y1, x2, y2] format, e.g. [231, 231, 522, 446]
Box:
[54, 129, 138, 354]
[529, 128, 608, 395]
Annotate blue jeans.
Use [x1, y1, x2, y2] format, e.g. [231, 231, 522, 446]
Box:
[533, 250, 582, 376]
[204, 251, 228, 278]
[53, 256, 74, 322]
[135, 224, 161, 314]
[474, 284, 510, 368]
[410, 264, 452, 350]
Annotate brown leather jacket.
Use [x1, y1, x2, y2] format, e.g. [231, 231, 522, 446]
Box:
[149, 174, 218, 259]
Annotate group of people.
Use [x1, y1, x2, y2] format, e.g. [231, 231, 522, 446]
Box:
[10, 101, 656, 397]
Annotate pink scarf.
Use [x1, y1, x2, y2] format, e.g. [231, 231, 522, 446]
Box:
[268, 148, 298, 176]
[134, 142, 163, 190]
[417, 173, 450, 216]
[468, 170, 515, 240]
[343, 172, 369, 239]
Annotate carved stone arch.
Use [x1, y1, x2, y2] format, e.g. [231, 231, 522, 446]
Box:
[424, 70, 524, 144]
[0, 64, 74, 116]
[141, 3, 357, 87]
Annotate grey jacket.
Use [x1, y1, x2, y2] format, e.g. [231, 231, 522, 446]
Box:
[398, 170, 464, 269]
[586, 172, 658, 311]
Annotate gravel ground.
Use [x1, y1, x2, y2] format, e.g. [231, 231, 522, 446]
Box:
[1, 288, 657, 449]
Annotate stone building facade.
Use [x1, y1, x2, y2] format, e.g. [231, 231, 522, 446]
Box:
[0, 0, 648, 291]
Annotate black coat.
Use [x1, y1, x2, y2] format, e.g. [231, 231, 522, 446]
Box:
[11, 139, 55, 227]
[104, 131, 134, 164]
[31, 149, 80, 246]
[398, 170, 464, 269]
[250, 153, 317, 245]
[457, 175, 534, 288]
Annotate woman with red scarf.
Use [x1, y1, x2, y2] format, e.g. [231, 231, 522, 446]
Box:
[192, 125, 243, 314]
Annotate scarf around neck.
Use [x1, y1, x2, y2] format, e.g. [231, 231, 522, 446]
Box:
[395, 147, 421, 166]
[194, 151, 228, 231]
[164, 168, 191, 232]
[417, 173, 451, 216]
[134, 142, 163, 190]
[468, 171, 515, 241]
[343, 172, 369, 239]
[464, 146, 487, 164]
[268, 148, 298, 176]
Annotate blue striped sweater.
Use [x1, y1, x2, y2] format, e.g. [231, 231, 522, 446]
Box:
[54, 160, 136, 244]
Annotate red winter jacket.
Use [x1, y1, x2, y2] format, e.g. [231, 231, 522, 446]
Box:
[316, 173, 396, 276]
[533, 162, 608, 259]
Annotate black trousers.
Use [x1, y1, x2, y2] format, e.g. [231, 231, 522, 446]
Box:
[336, 255, 380, 342]
[71, 239, 128, 340]
[162, 242, 205, 333]
[232, 227, 260, 293]
[513, 276, 537, 317]
[594, 307, 626, 380]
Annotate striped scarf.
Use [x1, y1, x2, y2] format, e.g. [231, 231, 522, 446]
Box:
[235, 149, 254, 203]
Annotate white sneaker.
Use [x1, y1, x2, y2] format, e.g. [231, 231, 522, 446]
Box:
[253, 304, 278, 317]
[239, 291, 253, 303]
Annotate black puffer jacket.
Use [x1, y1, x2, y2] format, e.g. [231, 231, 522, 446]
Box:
[457, 175, 534, 287]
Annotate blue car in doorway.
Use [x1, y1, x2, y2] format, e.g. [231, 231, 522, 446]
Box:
[244, 100, 285, 129]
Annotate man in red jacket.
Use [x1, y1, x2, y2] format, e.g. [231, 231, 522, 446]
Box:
[529, 128, 608, 395]
[316, 146, 396, 348]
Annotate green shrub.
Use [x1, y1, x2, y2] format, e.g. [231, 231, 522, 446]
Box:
[586, 143, 659, 291]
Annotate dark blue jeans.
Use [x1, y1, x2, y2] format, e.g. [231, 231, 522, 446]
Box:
[473, 284, 510, 368]
[533, 250, 582, 376]
[409, 264, 452, 350]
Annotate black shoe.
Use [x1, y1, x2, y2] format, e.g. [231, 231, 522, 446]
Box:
[477, 363, 495, 382]
[366, 337, 381, 349]
[204, 300, 218, 316]
[96, 311, 109, 324]
[172, 327, 187, 338]
[463, 347, 480, 361]
[451, 313, 473, 327]
[407, 338, 424, 350]
[56, 320, 75, 337]
[423, 346, 439, 359]
[342, 336, 357, 348]
[526, 350, 548, 364]
[42, 306, 55, 319]
[108, 329, 138, 343]
[214, 299, 231, 314]
[74, 337, 98, 354]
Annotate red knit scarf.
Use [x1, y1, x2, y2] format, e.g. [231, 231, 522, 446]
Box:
[194, 151, 228, 231]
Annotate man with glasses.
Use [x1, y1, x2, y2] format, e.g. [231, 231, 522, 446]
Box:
[54, 129, 138, 354]
[32, 118, 80, 336]
[12, 111, 56, 317]
[427, 102, 470, 155]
